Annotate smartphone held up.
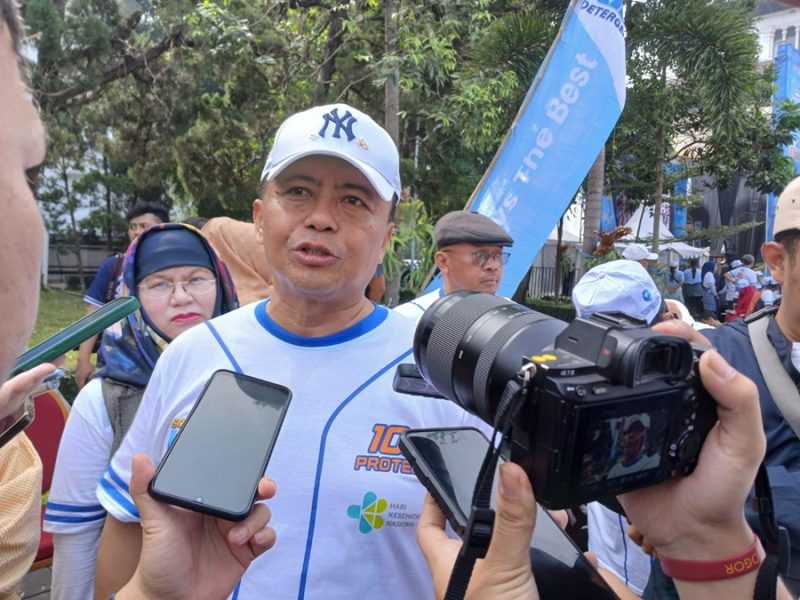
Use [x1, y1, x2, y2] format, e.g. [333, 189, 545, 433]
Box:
[149, 370, 291, 521]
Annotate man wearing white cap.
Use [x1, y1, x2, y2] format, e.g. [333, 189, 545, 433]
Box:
[621, 243, 658, 268]
[571, 259, 665, 597]
[95, 104, 484, 599]
[607, 414, 659, 479]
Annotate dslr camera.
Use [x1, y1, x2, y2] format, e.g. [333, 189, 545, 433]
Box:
[412, 291, 717, 509]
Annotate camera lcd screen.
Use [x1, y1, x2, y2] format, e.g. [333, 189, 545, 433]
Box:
[578, 408, 669, 488]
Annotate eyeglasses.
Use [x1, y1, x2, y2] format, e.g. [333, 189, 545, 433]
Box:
[443, 250, 511, 267]
[137, 277, 216, 299]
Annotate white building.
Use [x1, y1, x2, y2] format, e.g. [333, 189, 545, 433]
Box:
[754, 0, 800, 62]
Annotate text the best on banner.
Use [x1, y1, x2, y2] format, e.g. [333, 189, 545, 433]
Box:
[426, 0, 626, 298]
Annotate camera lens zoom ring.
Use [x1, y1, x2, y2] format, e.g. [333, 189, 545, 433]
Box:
[472, 315, 528, 414]
[425, 294, 510, 402]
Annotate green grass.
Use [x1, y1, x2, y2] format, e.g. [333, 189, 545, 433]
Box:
[28, 289, 87, 375]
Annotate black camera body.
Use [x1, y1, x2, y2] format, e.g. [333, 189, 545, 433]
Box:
[413, 291, 718, 509]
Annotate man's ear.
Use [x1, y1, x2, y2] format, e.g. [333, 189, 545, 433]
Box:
[377, 221, 395, 262]
[253, 199, 263, 243]
[434, 251, 448, 273]
[762, 241, 787, 284]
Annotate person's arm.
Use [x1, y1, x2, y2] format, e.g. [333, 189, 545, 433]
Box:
[94, 515, 142, 598]
[45, 380, 115, 598]
[0, 433, 41, 597]
[51, 529, 103, 600]
[75, 306, 98, 389]
[417, 461, 538, 600]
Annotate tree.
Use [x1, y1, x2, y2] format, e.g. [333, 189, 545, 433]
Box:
[613, 0, 762, 252]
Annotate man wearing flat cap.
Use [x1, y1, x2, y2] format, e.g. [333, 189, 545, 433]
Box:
[395, 210, 513, 319]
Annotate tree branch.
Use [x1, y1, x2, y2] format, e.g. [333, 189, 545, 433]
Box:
[41, 24, 186, 110]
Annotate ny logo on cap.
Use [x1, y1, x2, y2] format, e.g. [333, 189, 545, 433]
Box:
[319, 108, 357, 142]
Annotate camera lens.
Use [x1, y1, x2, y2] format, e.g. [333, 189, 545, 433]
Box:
[414, 291, 567, 423]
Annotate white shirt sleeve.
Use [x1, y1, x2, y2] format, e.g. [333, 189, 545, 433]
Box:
[44, 379, 111, 600]
[51, 529, 102, 600]
[702, 271, 716, 291]
[44, 379, 110, 534]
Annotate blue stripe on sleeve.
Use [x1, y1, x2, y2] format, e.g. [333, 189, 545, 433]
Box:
[106, 464, 131, 492]
[45, 501, 105, 513]
[99, 476, 140, 520]
[44, 512, 106, 524]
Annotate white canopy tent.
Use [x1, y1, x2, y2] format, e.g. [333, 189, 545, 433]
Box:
[618, 205, 709, 260]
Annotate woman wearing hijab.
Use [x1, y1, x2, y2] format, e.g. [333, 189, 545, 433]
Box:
[42, 224, 237, 600]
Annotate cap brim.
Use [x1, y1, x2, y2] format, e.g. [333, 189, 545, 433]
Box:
[263, 150, 397, 202]
[647, 253, 658, 260]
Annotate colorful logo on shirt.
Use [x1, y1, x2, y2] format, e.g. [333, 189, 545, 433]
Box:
[353, 423, 414, 475]
[347, 491, 388, 534]
[167, 417, 186, 448]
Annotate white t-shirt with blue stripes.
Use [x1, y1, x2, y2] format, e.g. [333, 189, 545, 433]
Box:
[97, 301, 484, 600]
[43, 377, 112, 600]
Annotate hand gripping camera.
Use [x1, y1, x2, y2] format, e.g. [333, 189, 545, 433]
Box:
[413, 291, 718, 508]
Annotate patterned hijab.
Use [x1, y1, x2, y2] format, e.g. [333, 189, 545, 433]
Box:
[95, 223, 238, 387]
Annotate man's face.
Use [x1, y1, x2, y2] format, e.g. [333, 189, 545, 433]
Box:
[128, 212, 163, 243]
[621, 424, 647, 464]
[764, 237, 800, 339]
[436, 243, 505, 294]
[0, 19, 47, 377]
[253, 155, 394, 307]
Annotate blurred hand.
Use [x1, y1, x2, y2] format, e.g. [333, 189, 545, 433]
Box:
[417, 462, 539, 600]
[0, 362, 57, 421]
[118, 454, 277, 600]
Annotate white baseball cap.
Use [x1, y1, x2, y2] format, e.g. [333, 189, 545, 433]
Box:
[774, 176, 800, 236]
[260, 103, 401, 202]
[621, 243, 658, 262]
[573, 260, 663, 325]
[730, 259, 743, 268]
[622, 414, 650, 431]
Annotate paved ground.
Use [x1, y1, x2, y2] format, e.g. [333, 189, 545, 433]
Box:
[18, 568, 51, 599]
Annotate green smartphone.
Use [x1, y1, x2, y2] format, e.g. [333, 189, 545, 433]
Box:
[10, 296, 140, 377]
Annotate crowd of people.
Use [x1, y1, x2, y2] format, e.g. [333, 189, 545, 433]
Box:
[1, 1, 799, 599]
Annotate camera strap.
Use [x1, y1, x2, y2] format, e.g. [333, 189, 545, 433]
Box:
[444, 366, 533, 600]
[752, 463, 791, 600]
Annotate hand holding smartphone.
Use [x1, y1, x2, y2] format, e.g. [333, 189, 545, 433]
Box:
[149, 370, 291, 521]
[400, 427, 618, 600]
[11, 296, 140, 377]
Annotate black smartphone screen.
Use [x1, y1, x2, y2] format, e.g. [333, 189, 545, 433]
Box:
[150, 370, 291, 520]
[0, 396, 34, 449]
[400, 427, 618, 600]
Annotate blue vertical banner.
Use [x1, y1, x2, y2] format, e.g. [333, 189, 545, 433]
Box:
[769, 44, 800, 240]
[425, 0, 626, 297]
[672, 178, 688, 237]
[600, 194, 617, 232]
